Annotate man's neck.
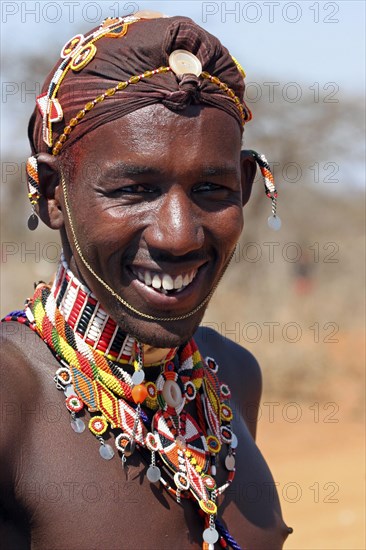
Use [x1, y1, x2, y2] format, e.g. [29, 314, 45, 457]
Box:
[142, 344, 172, 366]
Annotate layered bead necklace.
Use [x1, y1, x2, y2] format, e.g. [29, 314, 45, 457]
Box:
[18, 257, 240, 549]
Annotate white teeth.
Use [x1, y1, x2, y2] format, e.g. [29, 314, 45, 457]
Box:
[162, 274, 174, 291]
[132, 267, 198, 292]
[173, 275, 183, 290]
[152, 274, 162, 289]
[144, 271, 152, 286]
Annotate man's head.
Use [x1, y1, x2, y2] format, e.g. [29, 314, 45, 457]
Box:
[27, 13, 257, 347]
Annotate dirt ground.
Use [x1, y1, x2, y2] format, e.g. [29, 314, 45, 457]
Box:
[257, 414, 365, 549]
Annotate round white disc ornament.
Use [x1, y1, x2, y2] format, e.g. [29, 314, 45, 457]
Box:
[147, 465, 161, 483]
[169, 50, 202, 77]
[203, 527, 219, 544]
[71, 417, 85, 433]
[267, 215, 282, 230]
[99, 443, 115, 460]
[225, 454, 236, 471]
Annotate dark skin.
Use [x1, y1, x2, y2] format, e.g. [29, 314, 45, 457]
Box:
[0, 105, 291, 548]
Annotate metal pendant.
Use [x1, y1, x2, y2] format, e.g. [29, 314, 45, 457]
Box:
[27, 213, 39, 230]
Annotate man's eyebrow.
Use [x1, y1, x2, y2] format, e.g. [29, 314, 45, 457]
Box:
[201, 165, 238, 176]
[101, 162, 239, 179]
[103, 163, 162, 178]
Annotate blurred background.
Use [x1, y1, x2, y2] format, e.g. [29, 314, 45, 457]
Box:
[1, 1, 365, 548]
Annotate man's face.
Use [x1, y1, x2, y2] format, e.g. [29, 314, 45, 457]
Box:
[61, 104, 244, 347]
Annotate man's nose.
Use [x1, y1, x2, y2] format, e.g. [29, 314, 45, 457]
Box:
[144, 186, 204, 256]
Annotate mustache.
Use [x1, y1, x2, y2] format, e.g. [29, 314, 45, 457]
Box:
[82, 241, 213, 267]
[116, 243, 211, 266]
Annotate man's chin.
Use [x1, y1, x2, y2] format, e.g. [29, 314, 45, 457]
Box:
[105, 300, 207, 348]
[79, 267, 214, 347]
[120, 313, 205, 348]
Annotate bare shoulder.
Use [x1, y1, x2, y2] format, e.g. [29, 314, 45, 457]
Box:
[0, 322, 39, 467]
[0, 321, 56, 473]
[0, 320, 43, 388]
[0, 321, 36, 404]
[0, 321, 42, 548]
[194, 325, 262, 439]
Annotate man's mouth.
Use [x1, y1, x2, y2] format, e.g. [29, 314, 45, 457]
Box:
[131, 267, 198, 295]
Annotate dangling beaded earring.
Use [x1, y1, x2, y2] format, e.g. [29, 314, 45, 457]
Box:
[26, 156, 40, 230]
[251, 150, 282, 230]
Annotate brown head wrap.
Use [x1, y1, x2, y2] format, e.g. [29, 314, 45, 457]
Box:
[28, 14, 250, 156]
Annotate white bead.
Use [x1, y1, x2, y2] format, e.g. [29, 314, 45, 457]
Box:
[162, 380, 183, 409]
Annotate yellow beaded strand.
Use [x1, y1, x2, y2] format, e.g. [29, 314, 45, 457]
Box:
[52, 67, 171, 155]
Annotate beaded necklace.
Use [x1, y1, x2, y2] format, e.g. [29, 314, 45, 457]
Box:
[51, 255, 178, 365]
[8, 260, 241, 549]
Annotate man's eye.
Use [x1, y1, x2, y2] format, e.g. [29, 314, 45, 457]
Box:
[107, 184, 157, 196]
[193, 182, 224, 193]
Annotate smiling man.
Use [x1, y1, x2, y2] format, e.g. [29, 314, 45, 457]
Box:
[0, 12, 291, 550]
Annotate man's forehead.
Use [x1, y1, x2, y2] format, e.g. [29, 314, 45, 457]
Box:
[61, 102, 242, 183]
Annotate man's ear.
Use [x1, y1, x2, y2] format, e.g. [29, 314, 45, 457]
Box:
[36, 153, 64, 229]
[240, 150, 257, 206]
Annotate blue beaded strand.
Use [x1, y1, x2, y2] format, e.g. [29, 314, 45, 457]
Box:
[215, 517, 242, 550]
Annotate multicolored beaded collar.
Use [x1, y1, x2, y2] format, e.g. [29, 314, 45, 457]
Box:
[52, 254, 140, 363]
[17, 258, 241, 549]
[49, 255, 178, 367]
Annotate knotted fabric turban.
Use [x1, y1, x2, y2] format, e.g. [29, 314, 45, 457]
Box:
[28, 14, 250, 156]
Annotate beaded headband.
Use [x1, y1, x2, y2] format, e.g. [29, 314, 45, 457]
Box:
[51, 67, 250, 156]
[37, 15, 140, 149]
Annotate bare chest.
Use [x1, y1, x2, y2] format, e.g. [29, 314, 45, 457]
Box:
[12, 371, 289, 550]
